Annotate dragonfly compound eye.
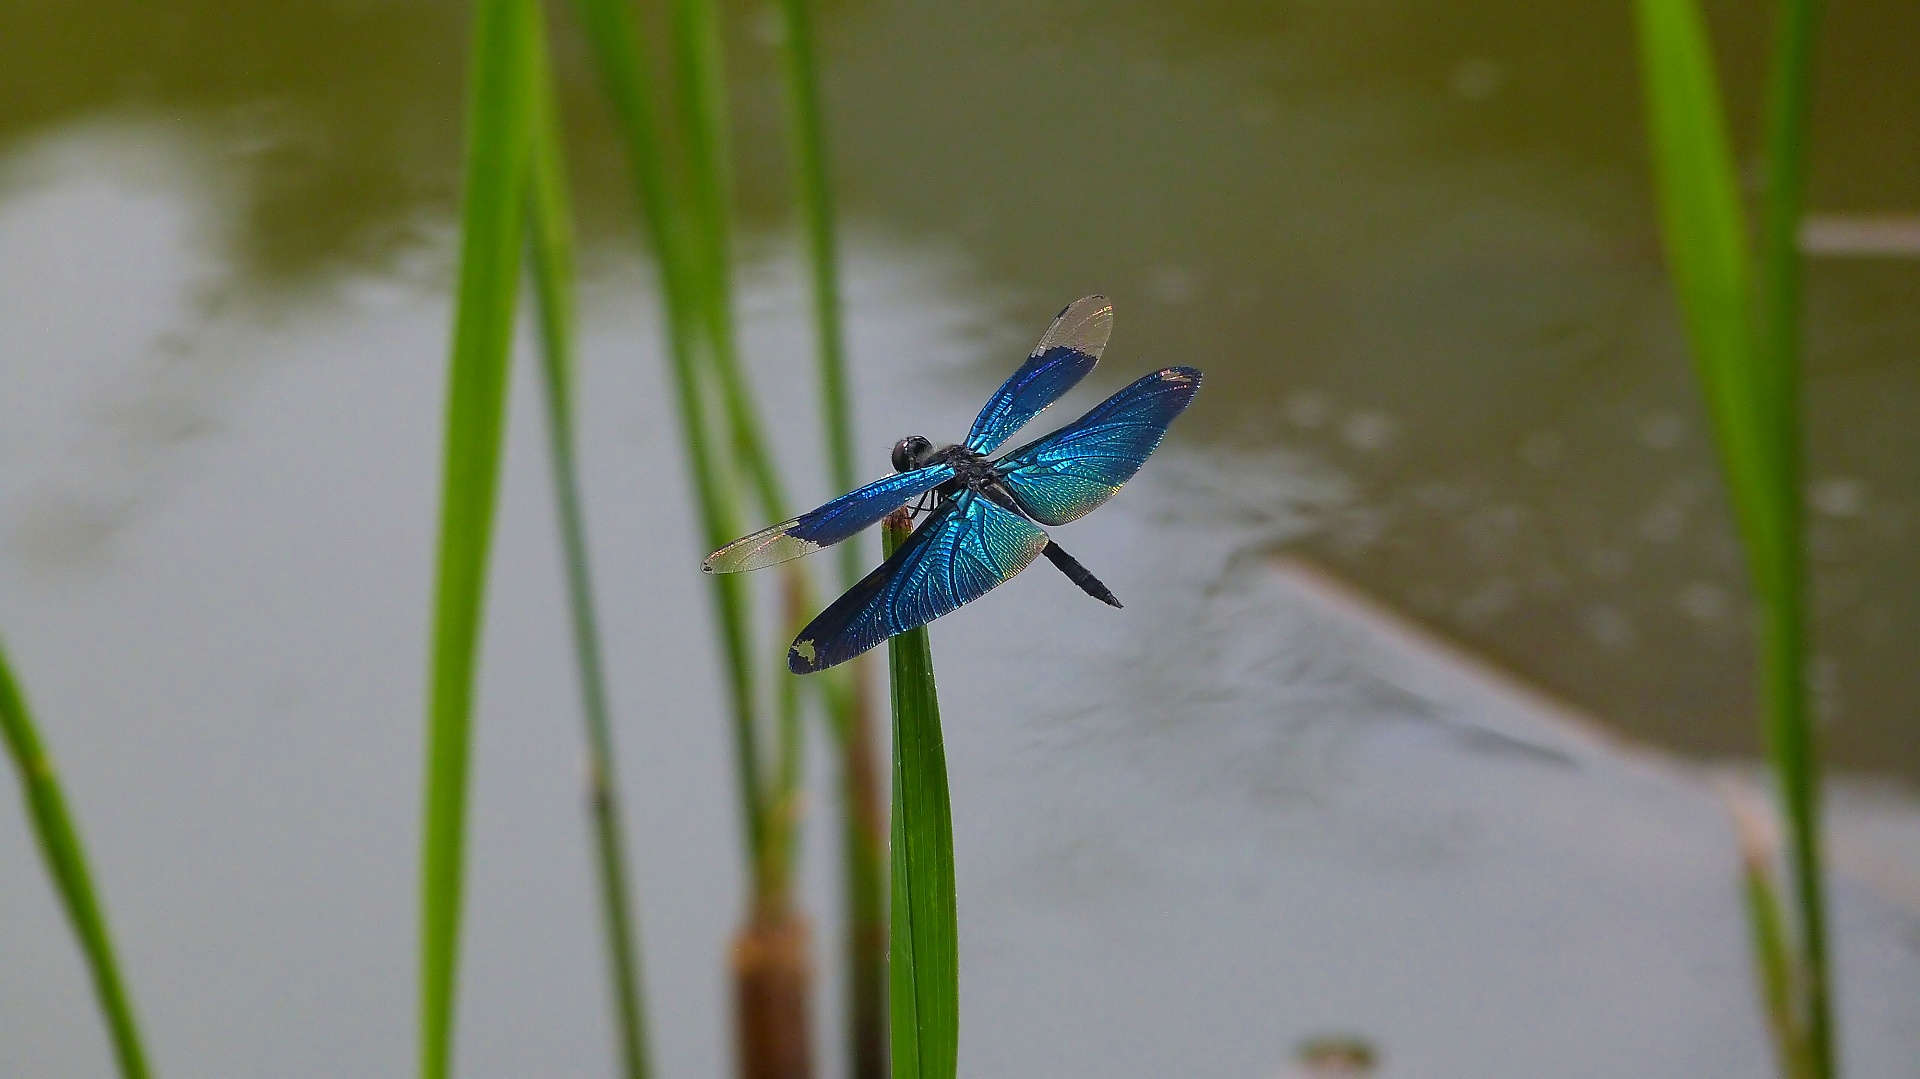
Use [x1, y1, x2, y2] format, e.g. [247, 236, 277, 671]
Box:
[892, 436, 933, 472]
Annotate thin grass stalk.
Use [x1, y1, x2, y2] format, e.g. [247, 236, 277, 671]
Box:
[773, 0, 856, 578]
[828, 673, 887, 1079]
[666, 0, 793, 532]
[418, 0, 540, 1073]
[1634, 1, 1829, 1074]
[652, 0, 794, 906]
[1745, 861, 1810, 1078]
[569, 0, 767, 862]
[1723, 783, 1812, 1079]
[659, 2, 818, 892]
[1753, 1, 1829, 1071]
[883, 511, 958, 1079]
[568, 3, 810, 1074]
[0, 642, 152, 1079]
[731, 581, 814, 1079]
[662, 0, 817, 961]
[759, 576, 811, 912]
[771, 2, 888, 1071]
[525, 30, 653, 1079]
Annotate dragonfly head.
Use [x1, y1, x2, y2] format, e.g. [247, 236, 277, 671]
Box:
[891, 435, 936, 472]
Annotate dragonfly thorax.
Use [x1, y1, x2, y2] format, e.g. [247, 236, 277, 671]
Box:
[937, 446, 999, 487]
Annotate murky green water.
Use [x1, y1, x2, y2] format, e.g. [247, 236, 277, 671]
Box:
[7, 0, 1915, 772]
[1, 2, 1917, 1077]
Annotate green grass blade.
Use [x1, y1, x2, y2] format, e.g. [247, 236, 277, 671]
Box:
[662, 0, 818, 925]
[833, 675, 888, 1079]
[1753, 2, 1829, 1072]
[1634, 0, 1761, 508]
[525, 25, 653, 1079]
[771, 2, 887, 1071]
[1635, 1, 1829, 1074]
[1757, 0, 1820, 450]
[883, 512, 958, 1079]
[1722, 784, 1812, 1079]
[1744, 864, 1809, 1079]
[569, 0, 767, 865]
[0, 642, 152, 1079]
[419, 0, 540, 1074]
[774, 0, 857, 584]
[667, 0, 793, 532]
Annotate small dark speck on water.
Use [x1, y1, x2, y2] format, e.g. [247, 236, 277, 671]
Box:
[1296, 1034, 1378, 1077]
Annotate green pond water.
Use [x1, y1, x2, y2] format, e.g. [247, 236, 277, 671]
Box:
[0, 2, 1917, 1077]
[7, 0, 1915, 772]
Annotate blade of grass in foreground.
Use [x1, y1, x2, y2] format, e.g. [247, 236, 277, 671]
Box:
[883, 511, 957, 1079]
[419, 0, 540, 1074]
[1635, 0, 1829, 1074]
[525, 27, 653, 1079]
[0, 642, 152, 1079]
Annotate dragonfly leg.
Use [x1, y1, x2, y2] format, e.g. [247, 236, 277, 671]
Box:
[1040, 541, 1122, 608]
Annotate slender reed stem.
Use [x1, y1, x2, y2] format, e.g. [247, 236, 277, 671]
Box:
[569, 0, 767, 863]
[774, 0, 857, 581]
[666, 0, 794, 532]
[418, 0, 540, 1074]
[883, 512, 958, 1079]
[0, 643, 152, 1079]
[771, 1, 888, 1071]
[525, 31, 653, 1079]
[1753, 1, 1828, 1072]
[1723, 783, 1813, 1079]
[574, 4, 823, 1074]
[758, 575, 810, 914]
[1635, 1, 1829, 1074]
[834, 674, 888, 1079]
[663, 0, 816, 934]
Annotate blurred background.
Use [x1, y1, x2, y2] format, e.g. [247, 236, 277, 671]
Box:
[0, 1, 1915, 1077]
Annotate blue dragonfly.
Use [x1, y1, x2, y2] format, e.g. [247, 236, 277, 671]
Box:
[703, 296, 1202, 674]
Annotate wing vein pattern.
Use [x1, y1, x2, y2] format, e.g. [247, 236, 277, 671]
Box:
[995, 366, 1202, 526]
[703, 464, 953, 573]
[788, 491, 1048, 673]
[964, 296, 1113, 454]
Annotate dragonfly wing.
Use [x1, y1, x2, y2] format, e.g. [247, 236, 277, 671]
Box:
[995, 366, 1201, 526]
[964, 295, 1114, 454]
[703, 464, 954, 573]
[789, 490, 1049, 673]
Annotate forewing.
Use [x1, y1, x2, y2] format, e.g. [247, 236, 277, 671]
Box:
[995, 366, 1201, 526]
[964, 295, 1114, 454]
[788, 491, 1048, 673]
[702, 464, 953, 573]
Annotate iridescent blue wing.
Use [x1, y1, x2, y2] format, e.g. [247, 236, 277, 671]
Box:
[994, 366, 1202, 526]
[788, 490, 1049, 673]
[964, 295, 1114, 454]
[703, 464, 954, 573]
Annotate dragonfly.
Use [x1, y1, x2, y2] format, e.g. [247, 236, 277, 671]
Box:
[703, 295, 1202, 674]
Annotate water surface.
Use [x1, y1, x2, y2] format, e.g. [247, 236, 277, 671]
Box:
[1, 2, 1917, 1076]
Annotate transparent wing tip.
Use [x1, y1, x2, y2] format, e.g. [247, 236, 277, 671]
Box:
[703, 531, 822, 574]
[1036, 295, 1115, 359]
